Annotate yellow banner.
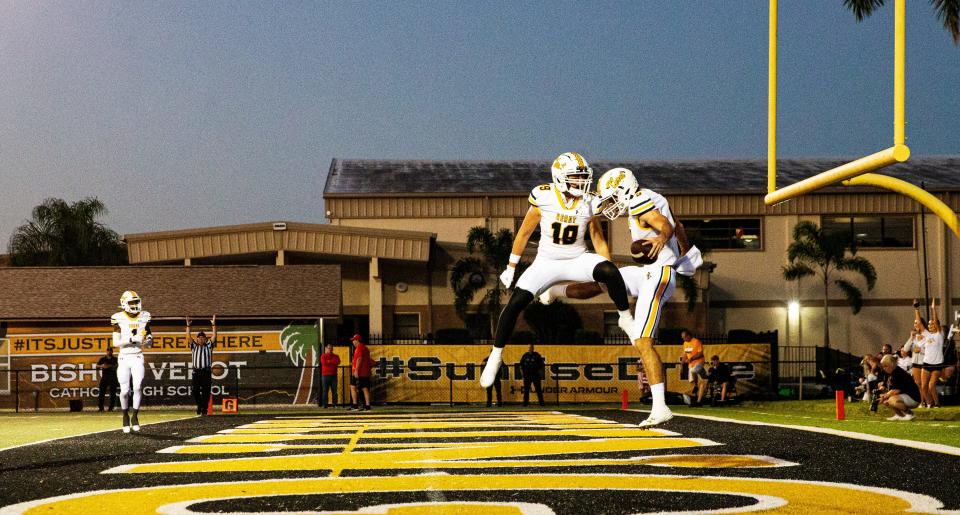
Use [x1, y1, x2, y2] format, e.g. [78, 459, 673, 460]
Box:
[369, 344, 771, 403]
[7, 332, 283, 355]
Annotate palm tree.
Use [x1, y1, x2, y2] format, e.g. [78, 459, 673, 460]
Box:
[843, 0, 959, 44]
[8, 197, 127, 266]
[782, 222, 877, 371]
[449, 227, 517, 336]
[281, 322, 320, 405]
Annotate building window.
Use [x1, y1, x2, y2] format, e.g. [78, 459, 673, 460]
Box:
[603, 311, 625, 343]
[681, 218, 761, 250]
[821, 216, 914, 248]
[393, 313, 420, 339]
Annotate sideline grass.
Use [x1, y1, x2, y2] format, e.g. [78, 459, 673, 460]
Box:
[668, 399, 960, 448]
[0, 409, 195, 449]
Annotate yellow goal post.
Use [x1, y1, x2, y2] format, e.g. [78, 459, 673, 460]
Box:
[765, 0, 959, 238]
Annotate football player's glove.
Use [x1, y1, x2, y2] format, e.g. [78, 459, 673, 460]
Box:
[551, 152, 593, 197]
[499, 266, 516, 288]
[596, 167, 639, 220]
[120, 291, 142, 315]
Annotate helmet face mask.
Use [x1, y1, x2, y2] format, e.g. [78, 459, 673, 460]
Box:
[120, 291, 142, 315]
[596, 168, 639, 220]
[551, 152, 593, 197]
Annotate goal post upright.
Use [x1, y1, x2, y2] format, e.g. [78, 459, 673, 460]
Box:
[764, 0, 958, 238]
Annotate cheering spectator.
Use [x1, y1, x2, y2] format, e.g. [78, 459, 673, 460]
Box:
[902, 300, 927, 391]
[920, 299, 945, 408]
[319, 343, 340, 408]
[879, 354, 921, 421]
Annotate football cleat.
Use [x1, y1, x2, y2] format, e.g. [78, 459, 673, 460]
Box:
[119, 291, 142, 315]
[480, 347, 504, 388]
[551, 152, 593, 197]
[595, 168, 639, 220]
[638, 407, 674, 428]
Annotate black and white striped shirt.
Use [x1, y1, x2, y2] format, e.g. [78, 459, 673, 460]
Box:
[189, 339, 215, 369]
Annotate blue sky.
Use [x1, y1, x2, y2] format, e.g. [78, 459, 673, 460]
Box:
[0, 2, 957, 240]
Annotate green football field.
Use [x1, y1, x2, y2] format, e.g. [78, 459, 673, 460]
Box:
[2, 400, 958, 450]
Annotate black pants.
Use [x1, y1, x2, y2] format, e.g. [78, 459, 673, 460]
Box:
[523, 377, 544, 406]
[98, 376, 118, 411]
[192, 368, 213, 414]
[321, 375, 338, 407]
[486, 380, 502, 407]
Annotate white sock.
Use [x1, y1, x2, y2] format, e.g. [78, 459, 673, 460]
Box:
[618, 309, 633, 319]
[650, 383, 666, 411]
[489, 346, 503, 362]
[551, 284, 568, 298]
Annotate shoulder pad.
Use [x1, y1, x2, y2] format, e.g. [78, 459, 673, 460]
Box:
[628, 193, 655, 217]
[529, 184, 552, 207]
[110, 312, 122, 324]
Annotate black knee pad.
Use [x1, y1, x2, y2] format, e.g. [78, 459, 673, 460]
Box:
[592, 260, 620, 283]
[504, 288, 535, 313]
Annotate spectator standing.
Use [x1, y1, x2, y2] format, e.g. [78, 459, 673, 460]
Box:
[186, 316, 217, 416]
[902, 300, 927, 390]
[319, 343, 340, 408]
[920, 299, 945, 408]
[680, 330, 707, 407]
[349, 334, 372, 411]
[481, 357, 502, 407]
[879, 354, 921, 421]
[97, 346, 119, 412]
[520, 344, 545, 407]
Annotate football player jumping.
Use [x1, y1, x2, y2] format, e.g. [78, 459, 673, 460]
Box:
[111, 291, 153, 433]
[480, 153, 638, 388]
[540, 168, 702, 427]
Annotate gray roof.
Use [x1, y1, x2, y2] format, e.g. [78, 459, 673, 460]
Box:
[324, 157, 960, 195]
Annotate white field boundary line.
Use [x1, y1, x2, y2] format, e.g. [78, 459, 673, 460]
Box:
[628, 409, 960, 457]
[0, 414, 197, 453]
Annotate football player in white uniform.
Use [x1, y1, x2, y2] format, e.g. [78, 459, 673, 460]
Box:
[111, 291, 153, 433]
[480, 153, 637, 388]
[540, 168, 702, 427]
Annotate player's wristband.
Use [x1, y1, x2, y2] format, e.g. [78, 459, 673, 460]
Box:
[508, 253, 521, 265]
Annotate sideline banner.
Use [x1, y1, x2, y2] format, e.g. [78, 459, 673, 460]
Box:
[7, 331, 283, 355]
[369, 343, 771, 404]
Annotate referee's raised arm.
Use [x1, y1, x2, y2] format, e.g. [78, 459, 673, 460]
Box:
[185, 317, 194, 349]
[210, 315, 217, 347]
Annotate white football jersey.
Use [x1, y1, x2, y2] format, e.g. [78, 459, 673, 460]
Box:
[528, 184, 599, 259]
[111, 310, 152, 356]
[628, 188, 680, 267]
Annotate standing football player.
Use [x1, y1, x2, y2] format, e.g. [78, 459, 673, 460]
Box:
[480, 153, 637, 388]
[111, 291, 153, 433]
[540, 168, 701, 427]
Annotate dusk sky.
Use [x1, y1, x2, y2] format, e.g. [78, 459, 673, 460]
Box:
[1, 2, 957, 242]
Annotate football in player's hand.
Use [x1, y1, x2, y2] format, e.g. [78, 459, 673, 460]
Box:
[631, 240, 656, 265]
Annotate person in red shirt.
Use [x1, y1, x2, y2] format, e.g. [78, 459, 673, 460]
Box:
[319, 343, 341, 408]
[349, 334, 372, 411]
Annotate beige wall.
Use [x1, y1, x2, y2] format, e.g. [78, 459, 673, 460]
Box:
[335, 218, 486, 245]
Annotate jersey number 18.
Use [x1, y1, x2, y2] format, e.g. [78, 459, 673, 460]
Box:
[550, 222, 578, 245]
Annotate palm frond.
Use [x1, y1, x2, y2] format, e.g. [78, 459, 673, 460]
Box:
[786, 240, 823, 265]
[450, 257, 484, 297]
[835, 278, 864, 314]
[843, 0, 886, 21]
[931, 0, 960, 43]
[783, 263, 816, 281]
[466, 226, 494, 255]
[836, 256, 878, 290]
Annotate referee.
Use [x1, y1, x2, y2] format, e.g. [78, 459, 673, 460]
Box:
[186, 315, 217, 415]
